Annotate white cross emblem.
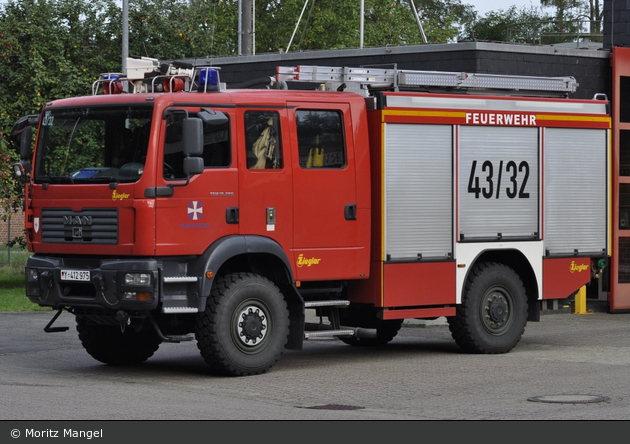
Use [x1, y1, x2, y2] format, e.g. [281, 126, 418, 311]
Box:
[187, 201, 203, 220]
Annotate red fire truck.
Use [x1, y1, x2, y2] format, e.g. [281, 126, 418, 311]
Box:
[12, 57, 611, 376]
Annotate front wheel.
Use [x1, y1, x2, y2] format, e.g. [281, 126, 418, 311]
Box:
[447, 262, 528, 354]
[76, 318, 162, 365]
[194, 273, 289, 376]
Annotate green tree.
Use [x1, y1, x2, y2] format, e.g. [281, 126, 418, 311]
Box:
[252, 0, 475, 54]
[0, 0, 121, 246]
[585, 0, 603, 34]
[540, 0, 602, 37]
[0, 0, 121, 140]
[126, 0, 238, 59]
[460, 5, 556, 43]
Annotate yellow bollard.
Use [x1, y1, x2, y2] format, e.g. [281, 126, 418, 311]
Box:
[573, 285, 588, 315]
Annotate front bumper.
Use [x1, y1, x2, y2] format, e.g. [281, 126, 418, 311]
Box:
[25, 255, 159, 312]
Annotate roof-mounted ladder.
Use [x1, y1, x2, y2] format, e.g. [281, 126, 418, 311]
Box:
[276, 65, 578, 97]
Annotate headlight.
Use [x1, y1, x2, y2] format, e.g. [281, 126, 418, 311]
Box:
[124, 273, 151, 286]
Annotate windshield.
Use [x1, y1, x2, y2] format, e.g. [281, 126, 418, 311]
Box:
[34, 105, 153, 184]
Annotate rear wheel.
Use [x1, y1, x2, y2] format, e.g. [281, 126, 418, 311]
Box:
[194, 273, 289, 376]
[447, 262, 528, 354]
[76, 318, 162, 365]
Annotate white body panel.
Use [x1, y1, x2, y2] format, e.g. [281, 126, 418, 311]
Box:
[455, 241, 544, 304]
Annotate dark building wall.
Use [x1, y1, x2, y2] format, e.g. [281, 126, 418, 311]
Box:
[187, 42, 610, 100]
[604, 0, 630, 49]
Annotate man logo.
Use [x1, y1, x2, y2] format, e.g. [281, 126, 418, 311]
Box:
[63, 216, 93, 226]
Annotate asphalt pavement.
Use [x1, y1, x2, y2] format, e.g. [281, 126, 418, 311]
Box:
[1, 304, 629, 421]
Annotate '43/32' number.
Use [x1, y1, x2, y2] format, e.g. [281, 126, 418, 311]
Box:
[467, 160, 530, 199]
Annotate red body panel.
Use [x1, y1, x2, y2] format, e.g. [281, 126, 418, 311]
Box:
[383, 262, 456, 307]
[347, 260, 456, 315]
[28, 183, 149, 256]
[610, 46, 630, 310]
[543, 257, 592, 300]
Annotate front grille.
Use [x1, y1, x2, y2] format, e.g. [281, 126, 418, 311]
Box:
[41, 208, 118, 244]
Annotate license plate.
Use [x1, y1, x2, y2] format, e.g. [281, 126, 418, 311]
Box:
[60, 270, 90, 281]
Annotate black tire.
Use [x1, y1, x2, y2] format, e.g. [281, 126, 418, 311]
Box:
[447, 262, 528, 354]
[194, 273, 289, 376]
[76, 318, 162, 365]
[335, 306, 403, 347]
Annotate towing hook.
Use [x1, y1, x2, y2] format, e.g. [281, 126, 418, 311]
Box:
[92, 274, 105, 292]
[116, 310, 130, 325]
[116, 310, 131, 332]
[39, 271, 54, 303]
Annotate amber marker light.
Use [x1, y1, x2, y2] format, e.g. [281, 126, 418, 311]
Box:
[136, 292, 151, 301]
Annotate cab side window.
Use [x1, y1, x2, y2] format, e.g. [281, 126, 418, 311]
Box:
[296, 110, 346, 169]
[245, 111, 282, 169]
[163, 112, 231, 179]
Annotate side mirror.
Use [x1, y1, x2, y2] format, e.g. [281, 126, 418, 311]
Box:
[20, 126, 33, 160]
[182, 117, 204, 157]
[11, 114, 39, 137]
[183, 157, 204, 176]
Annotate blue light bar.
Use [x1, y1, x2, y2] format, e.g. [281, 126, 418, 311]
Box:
[198, 68, 219, 92]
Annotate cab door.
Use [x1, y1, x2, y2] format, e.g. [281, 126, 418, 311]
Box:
[154, 108, 238, 257]
[287, 102, 360, 281]
[236, 108, 294, 257]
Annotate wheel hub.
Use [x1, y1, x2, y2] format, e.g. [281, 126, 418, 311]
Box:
[489, 296, 508, 323]
[236, 305, 268, 346]
[482, 288, 512, 335]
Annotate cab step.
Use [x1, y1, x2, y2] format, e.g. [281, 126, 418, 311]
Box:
[163, 276, 198, 283]
[147, 314, 194, 343]
[160, 295, 199, 314]
[304, 329, 355, 339]
[304, 300, 350, 308]
[161, 276, 199, 313]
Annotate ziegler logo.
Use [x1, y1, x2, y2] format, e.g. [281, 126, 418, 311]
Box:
[570, 261, 589, 273]
[112, 190, 130, 201]
[297, 254, 322, 268]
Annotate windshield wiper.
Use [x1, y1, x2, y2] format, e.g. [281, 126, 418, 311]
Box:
[84, 176, 119, 185]
[46, 175, 75, 184]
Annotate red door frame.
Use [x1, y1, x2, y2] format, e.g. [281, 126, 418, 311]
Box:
[610, 46, 630, 311]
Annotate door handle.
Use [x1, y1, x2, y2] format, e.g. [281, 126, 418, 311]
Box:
[344, 204, 356, 221]
[226, 207, 239, 224]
